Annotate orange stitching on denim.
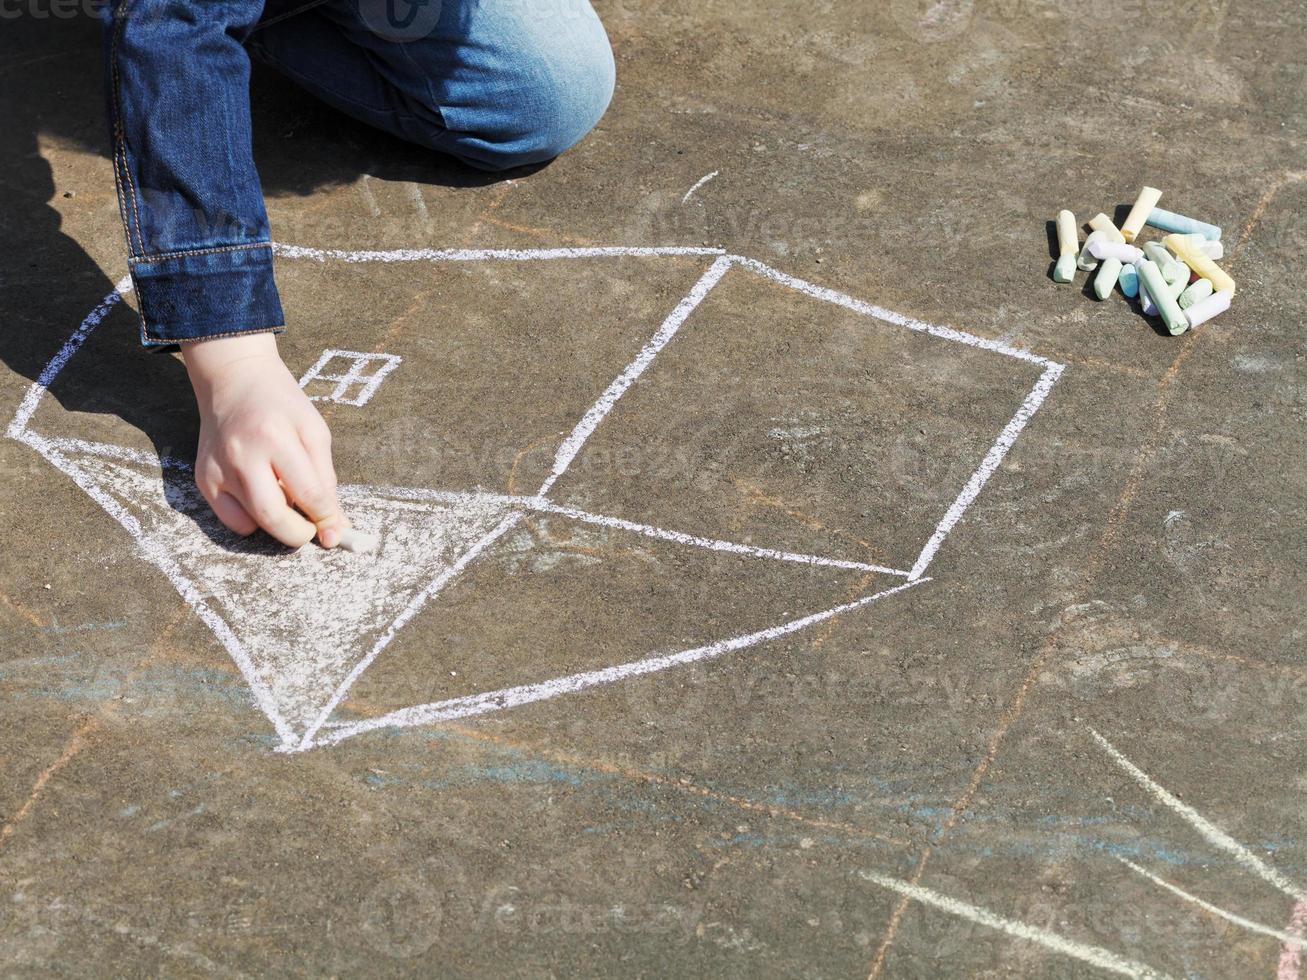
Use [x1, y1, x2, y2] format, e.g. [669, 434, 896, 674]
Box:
[108, 4, 135, 255]
[132, 242, 274, 264]
[146, 325, 286, 346]
[110, 0, 146, 257]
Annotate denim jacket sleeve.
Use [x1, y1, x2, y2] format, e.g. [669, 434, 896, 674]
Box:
[103, 0, 286, 346]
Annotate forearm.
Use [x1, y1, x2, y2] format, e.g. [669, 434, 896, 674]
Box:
[103, 0, 285, 345]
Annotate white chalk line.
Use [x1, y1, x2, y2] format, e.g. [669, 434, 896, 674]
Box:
[296, 347, 338, 392]
[42, 463, 904, 576]
[343, 353, 402, 407]
[3, 277, 299, 747]
[1089, 728, 1307, 903]
[682, 170, 720, 204]
[310, 577, 928, 748]
[14, 428, 298, 748]
[406, 182, 430, 224]
[297, 349, 403, 407]
[856, 869, 1174, 979]
[274, 240, 1068, 585]
[6, 275, 134, 441]
[336, 484, 906, 574]
[9, 431, 902, 753]
[908, 361, 1064, 580]
[357, 175, 381, 218]
[295, 511, 525, 750]
[271, 243, 727, 263]
[730, 256, 1056, 369]
[269, 242, 1054, 369]
[1117, 857, 1303, 947]
[298, 251, 881, 747]
[38, 436, 191, 472]
[528, 498, 910, 576]
[537, 254, 735, 496]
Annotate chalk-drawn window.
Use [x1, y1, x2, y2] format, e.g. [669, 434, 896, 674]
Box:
[298, 350, 402, 407]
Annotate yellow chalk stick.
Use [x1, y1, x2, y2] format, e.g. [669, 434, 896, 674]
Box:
[1056, 210, 1078, 255]
[1121, 186, 1162, 242]
[1087, 213, 1126, 244]
[1053, 209, 1078, 282]
[1164, 233, 1236, 295]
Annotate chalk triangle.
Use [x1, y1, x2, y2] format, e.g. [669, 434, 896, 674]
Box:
[61, 448, 514, 740]
[334, 506, 907, 732]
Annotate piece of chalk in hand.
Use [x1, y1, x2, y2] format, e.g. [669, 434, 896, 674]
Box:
[337, 528, 379, 554]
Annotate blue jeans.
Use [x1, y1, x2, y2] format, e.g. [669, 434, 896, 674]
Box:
[103, 0, 615, 345]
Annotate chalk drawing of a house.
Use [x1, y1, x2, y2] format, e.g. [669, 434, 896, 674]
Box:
[7, 246, 1063, 752]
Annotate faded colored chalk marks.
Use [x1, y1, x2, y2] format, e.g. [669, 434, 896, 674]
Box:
[1088, 728, 1307, 903]
[1279, 899, 1307, 980]
[1118, 857, 1303, 946]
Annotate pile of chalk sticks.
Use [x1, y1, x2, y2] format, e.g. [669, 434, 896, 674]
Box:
[1052, 186, 1234, 335]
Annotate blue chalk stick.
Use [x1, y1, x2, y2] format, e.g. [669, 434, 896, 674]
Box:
[1118, 262, 1139, 298]
[1145, 206, 1222, 241]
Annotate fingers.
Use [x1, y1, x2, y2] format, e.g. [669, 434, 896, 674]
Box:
[276, 438, 345, 549]
[298, 419, 348, 549]
[196, 465, 258, 537]
[240, 465, 319, 548]
[209, 490, 258, 537]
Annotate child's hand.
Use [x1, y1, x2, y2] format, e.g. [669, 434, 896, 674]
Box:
[181, 333, 346, 549]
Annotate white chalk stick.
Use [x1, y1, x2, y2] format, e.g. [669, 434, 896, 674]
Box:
[1184, 288, 1233, 329]
[1088, 240, 1143, 264]
[1077, 230, 1107, 271]
[1181, 233, 1223, 260]
[337, 528, 379, 554]
[1137, 261, 1159, 316]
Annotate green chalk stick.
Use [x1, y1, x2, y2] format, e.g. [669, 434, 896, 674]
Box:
[1138, 259, 1189, 335]
[1093, 258, 1122, 300]
[1178, 278, 1214, 310]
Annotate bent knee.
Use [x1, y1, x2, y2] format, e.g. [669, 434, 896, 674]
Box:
[441, 14, 616, 172]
